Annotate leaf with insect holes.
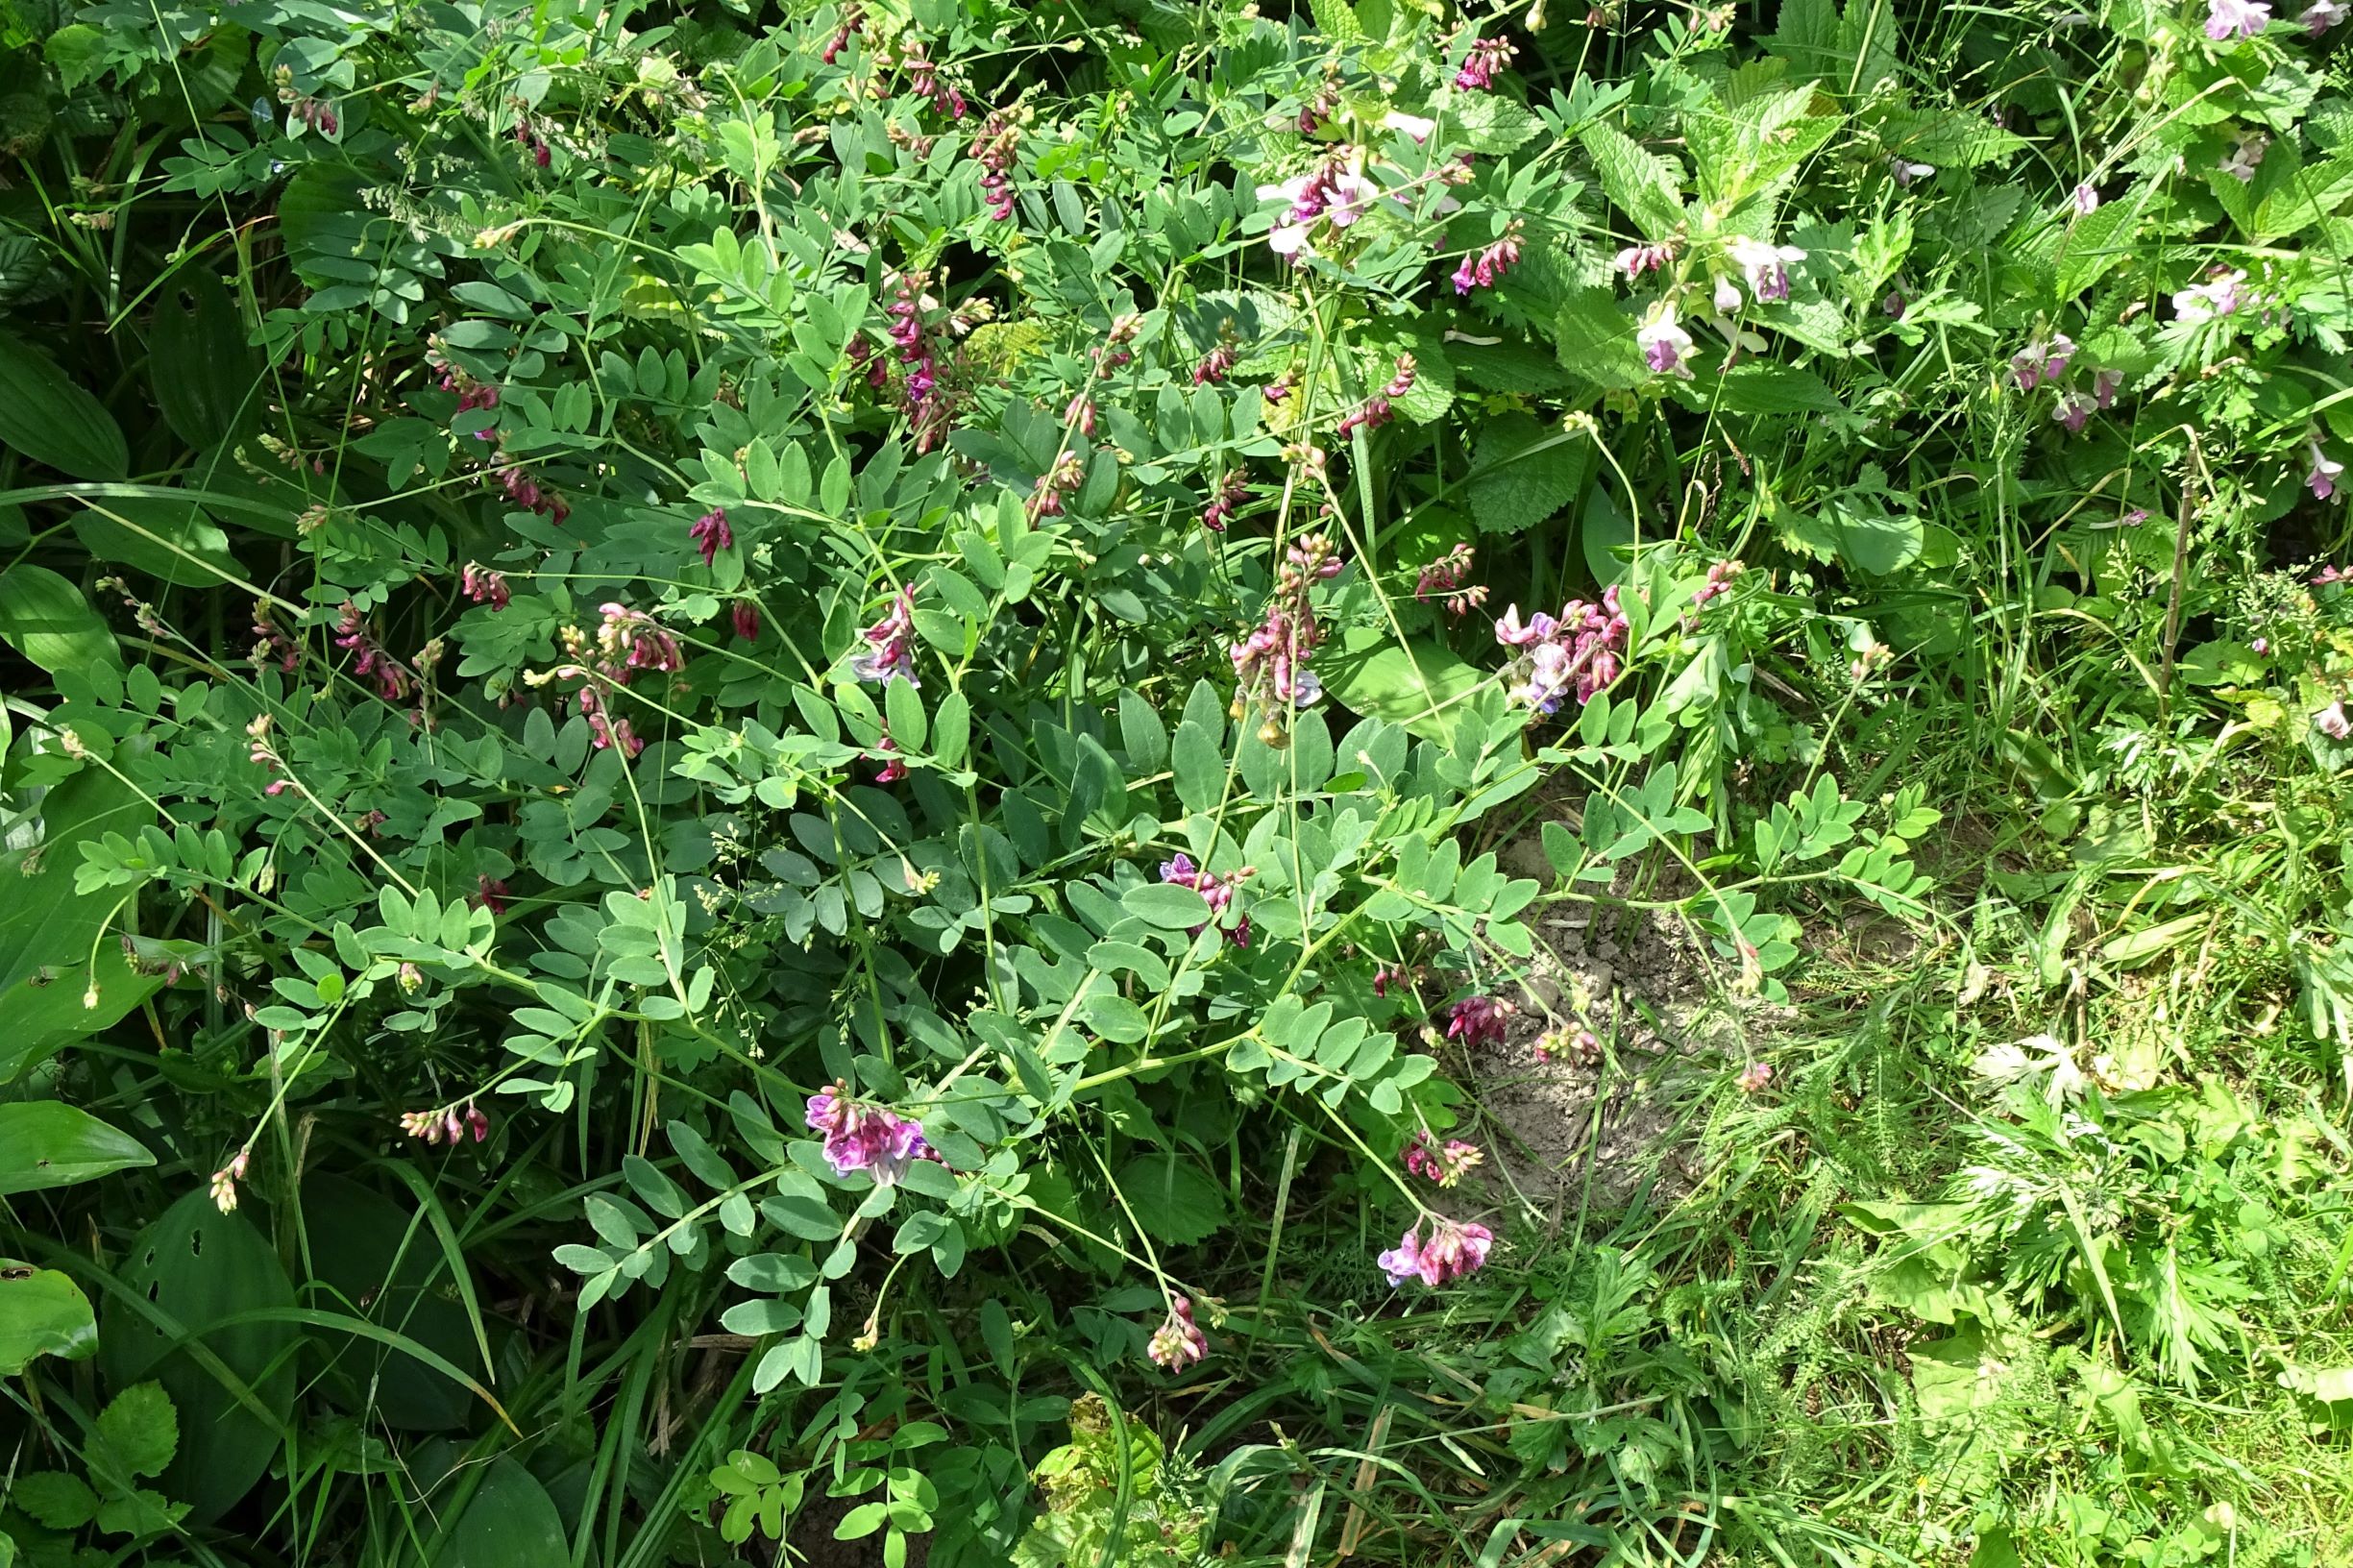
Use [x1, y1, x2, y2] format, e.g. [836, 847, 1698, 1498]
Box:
[0, 1268, 99, 1375]
[0, 1103, 155, 1195]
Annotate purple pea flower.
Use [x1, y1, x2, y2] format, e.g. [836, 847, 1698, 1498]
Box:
[853, 587, 919, 687]
[690, 507, 731, 568]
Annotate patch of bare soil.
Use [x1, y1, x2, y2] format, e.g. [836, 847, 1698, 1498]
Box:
[1455, 834, 1786, 1218]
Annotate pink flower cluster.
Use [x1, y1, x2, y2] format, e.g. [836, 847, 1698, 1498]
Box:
[250, 605, 299, 672]
[1414, 543, 1488, 618]
[461, 563, 511, 609]
[402, 1102, 490, 1144]
[244, 714, 290, 797]
[1159, 852, 1254, 946]
[2010, 332, 2074, 391]
[887, 272, 954, 453]
[1691, 558, 1742, 611]
[1736, 1062, 1775, 1093]
[1454, 36, 1514, 89]
[855, 587, 919, 686]
[1404, 1132, 1483, 1188]
[806, 1085, 938, 1186]
[1614, 241, 1676, 278]
[2011, 332, 2124, 435]
[574, 693, 639, 758]
[1195, 341, 1237, 385]
[846, 332, 889, 391]
[495, 460, 570, 526]
[1453, 230, 1523, 297]
[596, 602, 686, 679]
[1495, 588, 1629, 715]
[872, 723, 906, 784]
[898, 40, 967, 118]
[1379, 1215, 1493, 1287]
[2051, 371, 2123, 434]
[531, 603, 685, 758]
[1202, 468, 1249, 533]
[289, 97, 338, 136]
[1441, 993, 1514, 1049]
[1298, 74, 1338, 135]
[209, 1146, 251, 1213]
[1147, 1297, 1208, 1370]
[1092, 312, 1140, 378]
[1231, 533, 1343, 735]
[970, 111, 1018, 221]
[1029, 452, 1084, 519]
[1336, 355, 1415, 439]
[334, 603, 412, 701]
[821, 4, 861, 62]
[690, 507, 731, 568]
[1533, 1025, 1601, 1066]
[432, 356, 501, 423]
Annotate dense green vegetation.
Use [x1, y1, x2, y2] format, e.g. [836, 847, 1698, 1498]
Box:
[4, 0, 2353, 1561]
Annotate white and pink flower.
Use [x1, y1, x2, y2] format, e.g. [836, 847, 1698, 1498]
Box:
[1637, 302, 1695, 379]
[2205, 0, 2271, 38]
